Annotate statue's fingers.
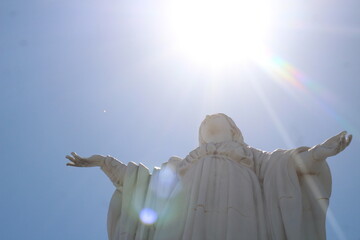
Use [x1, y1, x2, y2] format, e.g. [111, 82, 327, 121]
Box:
[346, 134, 353, 147]
[334, 131, 347, 142]
[339, 131, 347, 141]
[66, 155, 77, 162]
[71, 152, 83, 160]
[333, 131, 346, 138]
[339, 132, 348, 143]
[66, 162, 81, 167]
[71, 152, 78, 157]
[336, 137, 344, 153]
[339, 136, 346, 151]
[324, 131, 346, 145]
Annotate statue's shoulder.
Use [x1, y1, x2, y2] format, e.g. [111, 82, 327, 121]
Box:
[160, 156, 183, 169]
[272, 148, 286, 153]
[168, 156, 183, 163]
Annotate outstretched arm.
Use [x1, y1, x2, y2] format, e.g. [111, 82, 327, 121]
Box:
[65, 152, 127, 188]
[66, 152, 106, 167]
[294, 131, 352, 174]
[100, 156, 127, 188]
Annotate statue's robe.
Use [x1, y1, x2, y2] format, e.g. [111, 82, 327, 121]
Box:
[102, 141, 331, 240]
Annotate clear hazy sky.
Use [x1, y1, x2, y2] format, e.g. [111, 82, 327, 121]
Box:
[1, 0, 359, 239]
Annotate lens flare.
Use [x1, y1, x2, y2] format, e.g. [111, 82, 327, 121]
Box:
[255, 50, 358, 136]
[139, 208, 158, 225]
[154, 165, 181, 199]
[256, 51, 326, 93]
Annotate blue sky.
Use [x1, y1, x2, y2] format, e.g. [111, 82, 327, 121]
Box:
[1, 0, 359, 239]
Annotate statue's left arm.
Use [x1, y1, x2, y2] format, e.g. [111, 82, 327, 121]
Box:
[294, 131, 352, 174]
[65, 152, 127, 188]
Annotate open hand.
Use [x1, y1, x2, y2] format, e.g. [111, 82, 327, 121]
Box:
[65, 152, 105, 167]
[317, 131, 352, 159]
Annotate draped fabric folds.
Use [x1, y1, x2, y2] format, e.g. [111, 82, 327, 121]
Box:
[105, 142, 331, 240]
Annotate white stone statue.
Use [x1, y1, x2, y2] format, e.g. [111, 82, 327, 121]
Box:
[66, 113, 352, 240]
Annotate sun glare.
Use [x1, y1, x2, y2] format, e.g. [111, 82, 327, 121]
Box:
[165, 0, 276, 68]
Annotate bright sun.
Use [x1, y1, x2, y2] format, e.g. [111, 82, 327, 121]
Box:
[165, 0, 276, 68]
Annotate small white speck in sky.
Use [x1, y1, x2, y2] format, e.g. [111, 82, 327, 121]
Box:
[103, 110, 107, 113]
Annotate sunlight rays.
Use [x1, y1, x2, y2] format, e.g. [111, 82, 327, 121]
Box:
[152, 1, 356, 238]
[325, 208, 348, 240]
[248, 74, 296, 148]
[255, 51, 358, 136]
[249, 58, 351, 240]
[252, 52, 356, 240]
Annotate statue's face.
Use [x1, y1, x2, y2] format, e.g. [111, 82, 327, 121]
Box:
[200, 115, 233, 144]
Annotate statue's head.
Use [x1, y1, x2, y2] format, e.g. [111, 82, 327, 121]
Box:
[199, 113, 245, 145]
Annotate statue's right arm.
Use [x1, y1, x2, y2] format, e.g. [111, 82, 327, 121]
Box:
[66, 152, 127, 188]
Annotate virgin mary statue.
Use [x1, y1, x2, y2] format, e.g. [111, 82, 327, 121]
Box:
[66, 113, 352, 240]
